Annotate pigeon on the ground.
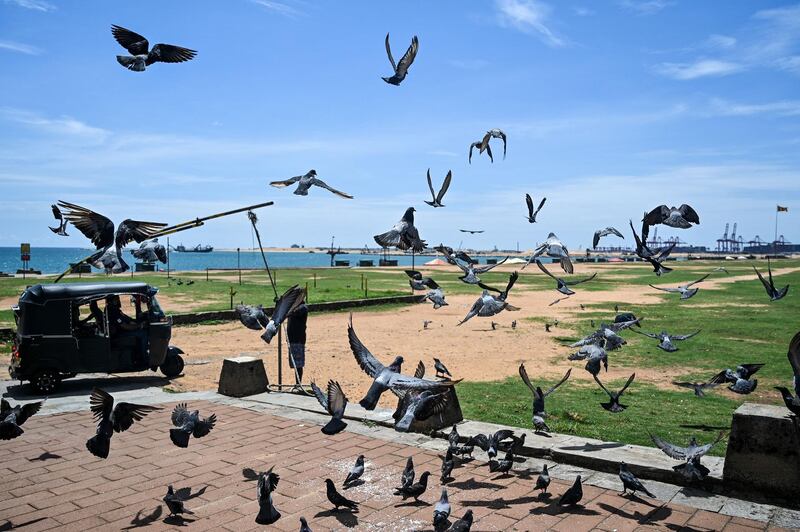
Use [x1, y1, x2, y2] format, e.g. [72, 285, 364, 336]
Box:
[55, 201, 166, 280]
[619, 462, 654, 497]
[399, 456, 415, 490]
[458, 272, 520, 325]
[261, 285, 306, 343]
[169, 403, 216, 448]
[593, 227, 624, 249]
[511, 320, 517, 329]
[448, 425, 460, 449]
[349, 315, 460, 410]
[710, 363, 764, 395]
[344, 455, 365, 487]
[649, 274, 709, 300]
[568, 344, 608, 377]
[394, 471, 431, 501]
[270, 170, 353, 199]
[163, 485, 195, 518]
[86, 388, 159, 459]
[672, 380, 721, 398]
[111, 25, 197, 72]
[536, 260, 596, 295]
[0, 398, 42, 440]
[488, 451, 514, 475]
[650, 432, 725, 481]
[131, 239, 167, 264]
[382, 33, 418, 85]
[558, 475, 583, 506]
[256, 467, 281, 524]
[524, 232, 573, 273]
[468, 429, 514, 458]
[48, 204, 69, 236]
[452, 445, 474, 459]
[490, 321, 498, 330]
[447, 510, 474, 532]
[374, 207, 426, 252]
[310, 380, 348, 435]
[406, 270, 437, 291]
[425, 169, 452, 208]
[325, 478, 358, 511]
[299, 516, 312, 532]
[440, 247, 507, 284]
[643, 204, 700, 229]
[633, 329, 700, 352]
[433, 358, 452, 379]
[753, 259, 789, 301]
[440, 448, 454, 482]
[593, 374, 635, 413]
[525, 194, 546, 223]
[519, 364, 571, 432]
[614, 312, 642, 327]
[535, 464, 551, 494]
[469, 129, 506, 163]
[235, 304, 269, 331]
[433, 488, 451, 531]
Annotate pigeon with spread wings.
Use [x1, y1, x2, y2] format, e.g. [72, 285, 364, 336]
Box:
[643, 204, 700, 229]
[649, 274, 709, 300]
[633, 329, 700, 352]
[425, 169, 452, 208]
[525, 194, 546, 223]
[48, 204, 69, 236]
[0, 398, 43, 440]
[374, 207, 426, 252]
[111, 25, 196, 72]
[261, 285, 306, 343]
[519, 364, 571, 432]
[310, 380, 349, 435]
[382, 33, 418, 85]
[710, 363, 764, 394]
[441, 247, 508, 285]
[650, 432, 725, 481]
[270, 169, 353, 199]
[458, 272, 519, 325]
[169, 403, 216, 448]
[593, 373, 635, 413]
[753, 259, 789, 301]
[536, 259, 596, 295]
[255, 467, 281, 525]
[524, 232, 573, 274]
[86, 388, 159, 458]
[592, 227, 624, 249]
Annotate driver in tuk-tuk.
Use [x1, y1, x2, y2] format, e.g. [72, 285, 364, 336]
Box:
[106, 295, 147, 364]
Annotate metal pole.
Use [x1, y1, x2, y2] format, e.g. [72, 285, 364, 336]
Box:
[774, 206, 779, 255]
[167, 237, 170, 279]
[206, 267, 209, 282]
[313, 272, 317, 288]
[237, 247, 242, 285]
[277, 326, 283, 387]
[365, 277, 368, 298]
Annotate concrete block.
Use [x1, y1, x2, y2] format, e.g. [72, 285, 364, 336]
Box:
[217, 356, 269, 397]
[401, 387, 464, 435]
[723, 402, 800, 498]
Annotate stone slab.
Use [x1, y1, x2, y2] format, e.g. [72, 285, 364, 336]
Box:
[217, 356, 269, 397]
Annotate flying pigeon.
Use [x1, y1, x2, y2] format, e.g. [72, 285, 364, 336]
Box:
[440, 448, 454, 482]
[710, 363, 764, 395]
[310, 380, 348, 435]
[55, 200, 166, 280]
[629, 220, 675, 276]
[469, 129, 506, 163]
[131, 239, 167, 264]
[399, 456, 415, 490]
[256, 467, 281, 524]
[643, 204, 700, 229]
[519, 364, 571, 432]
[426, 285, 448, 309]
[535, 464, 551, 495]
[593, 373, 635, 413]
[525, 194, 546, 223]
[619, 462, 654, 497]
[468, 429, 514, 458]
[433, 487, 451, 531]
[269, 169, 353, 199]
[448, 425, 460, 450]
[536, 259, 596, 295]
[459, 229, 484, 234]
[570, 319, 640, 351]
[753, 259, 789, 301]
[235, 304, 269, 331]
[713, 266, 730, 274]
[447, 510, 474, 532]
[374, 207, 426, 252]
[169, 403, 216, 448]
[111, 25, 197, 72]
[392, 389, 450, 432]
[348, 315, 460, 410]
[442, 248, 508, 285]
[394, 471, 431, 501]
[326, 478, 358, 511]
[672, 380, 721, 398]
[48, 204, 69, 236]
[405, 270, 437, 291]
[558, 475, 583, 506]
[568, 344, 608, 377]
[459, 272, 520, 324]
[592, 227, 624, 249]
[163, 485, 195, 518]
[524, 232, 573, 274]
[382, 33, 418, 85]
[649, 274, 709, 300]
[433, 358, 452, 379]
[650, 432, 725, 481]
[0, 398, 42, 440]
[633, 329, 700, 352]
[425, 169, 452, 208]
[344, 455, 365, 487]
[468, 140, 492, 164]
[261, 285, 306, 343]
[86, 388, 159, 459]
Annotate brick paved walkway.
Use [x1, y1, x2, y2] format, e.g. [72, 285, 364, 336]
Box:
[0, 400, 789, 531]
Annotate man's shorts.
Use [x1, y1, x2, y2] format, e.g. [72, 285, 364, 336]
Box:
[289, 344, 305, 369]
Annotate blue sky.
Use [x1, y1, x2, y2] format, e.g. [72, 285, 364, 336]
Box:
[1, 0, 798, 251]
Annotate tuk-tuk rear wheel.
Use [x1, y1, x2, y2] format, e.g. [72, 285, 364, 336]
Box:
[160, 353, 184, 378]
[31, 369, 60, 394]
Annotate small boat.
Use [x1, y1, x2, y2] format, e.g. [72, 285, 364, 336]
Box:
[175, 244, 214, 253]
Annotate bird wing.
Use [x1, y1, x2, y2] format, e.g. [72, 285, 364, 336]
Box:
[643, 205, 669, 226]
[266, 467, 280, 491]
[116, 219, 168, 246]
[672, 330, 700, 341]
[619, 373, 636, 395]
[111, 25, 149, 55]
[518, 363, 536, 395]
[543, 368, 571, 397]
[270, 175, 302, 188]
[192, 413, 216, 438]
[389, 375, 461, 392]
[347, 315, 385, 378]
[650, 434, 688, 460]
[242, 467, 260, 481]
[690, 432, 725, 459]
[678, 204, 700, 224]
[89, 387, 114, 423]
[173, 487, 192, 501]
[51, 204, 62, 220]
[535, 197, 546, 214]
[457, 297, 482, 325]
[632, 329, 659, 339]
[468, 433, 490, 451]
[327, 380, 347, 417]
[485, 143, 494, 163]
[535, 259, 558, 281]
[752, 265, 773, 294]
[474, 256, 508, 274]
[425, 168, 438, 201]
[146, 43, 197, 65]
[709, 370, 730, 385]
[0, 398, 9, 415]
[17, 401, 43, 425]
[789, 332, 800, 379]
[310, 177, 353, 199]
[58, 201, 115, 249]
[436, 170, 452, 203]
[171, 403, 190, 427]
[686, 274, 710, 287]
[112, 402, 159, 433]
[649, 284, 678, 293]
[498, 130, 507, 158]
[592, 374, 614, 400]
[405, 270, 422, 281]
[468, 142, 480, 163]
[395, 36, 418, 77]
[738, 363, 765, 379]
[565, 272, 597, 286]
[310, 381, 329, 411]
[525, 194, 534, 217]
[442, 248, 468, 273]
[272, 285, 305, 325]
[414, 361, 426, 379]
[384, 32, 397, 71]
[592, 230, 601, 249]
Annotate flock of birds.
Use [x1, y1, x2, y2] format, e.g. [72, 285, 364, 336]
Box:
[20, 22, 797, 530]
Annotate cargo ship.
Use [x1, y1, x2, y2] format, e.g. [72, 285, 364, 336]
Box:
[174, 244, 214, 253]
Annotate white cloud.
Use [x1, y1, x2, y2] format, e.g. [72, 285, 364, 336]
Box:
[618, 0, 674, 15]
[249, 0, 305, 17]
[655, 59, 745, 80]
[494, 0, 567, 47]
[0, 40, 41, 55]
[709, 98, 800, 117]
[3, 0, 55, 11]
[572, 6, 594, 17]
[1, 108, 110, 143]
[705, 34, 737, 49]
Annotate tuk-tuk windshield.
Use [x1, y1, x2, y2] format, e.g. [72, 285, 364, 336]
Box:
[148, 295, 166, 321]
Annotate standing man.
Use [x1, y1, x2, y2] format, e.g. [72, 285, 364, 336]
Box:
[286, 296, 308, 386]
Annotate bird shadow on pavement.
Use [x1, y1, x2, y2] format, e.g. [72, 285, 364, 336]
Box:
[597, 502, 670, 525]
[534, 430, 553, 438]
[123, 506, 163, 529]
[394, 499, 431, 508]
[559, 442, 624, 452]
[531, 501, 600, 516]
[27, 451, 62, 461]
[0, 518, 46, 531]
[4, 375, 171, 400]
[314, 509, 359, 528]
[446, 478, 505, 491]
[162, 515, 195, 527]
[459, 495, 540, 510]
[679, 423, 730, 431]
[343, 480, 365, 490]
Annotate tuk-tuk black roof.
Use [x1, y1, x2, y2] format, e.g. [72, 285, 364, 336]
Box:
[20, 282, 155, 306]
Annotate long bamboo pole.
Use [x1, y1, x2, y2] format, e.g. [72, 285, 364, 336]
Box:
[150, 201, 274, 239]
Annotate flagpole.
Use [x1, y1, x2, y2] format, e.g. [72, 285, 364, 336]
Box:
[775, 205, 779, 255]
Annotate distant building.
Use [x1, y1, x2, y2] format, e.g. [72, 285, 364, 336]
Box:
[743, 243, 800, 253]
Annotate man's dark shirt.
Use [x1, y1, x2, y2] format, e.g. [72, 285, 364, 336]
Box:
[287, 304, 308, 345]
[107, 305, 135, 336]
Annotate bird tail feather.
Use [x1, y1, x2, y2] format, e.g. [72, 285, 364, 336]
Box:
[170, 428, 191, 448]
[116, 55, 145, 72]
[255, 505, 280, 525]
[86, 434, 110, 458]
[321, 418, 347, 435]
[0, 422, 23, 440]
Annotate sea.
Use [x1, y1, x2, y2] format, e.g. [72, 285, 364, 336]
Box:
[0, 247, 514, 274]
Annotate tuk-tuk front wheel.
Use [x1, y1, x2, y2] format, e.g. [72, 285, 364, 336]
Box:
[31, 369, 60, 394]
[160, 353, 184, 378]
